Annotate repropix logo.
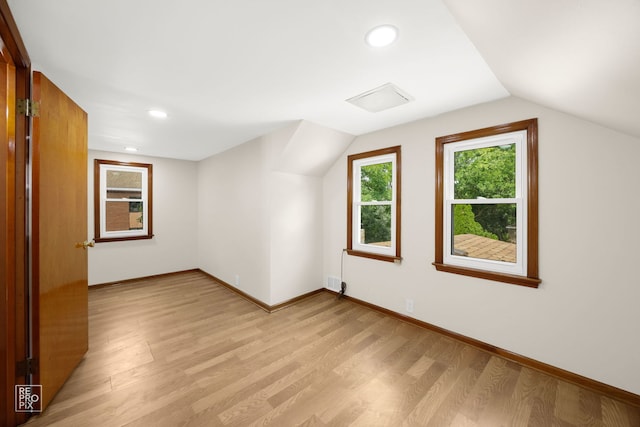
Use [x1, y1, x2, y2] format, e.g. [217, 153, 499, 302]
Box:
[15, 385, 42, 413]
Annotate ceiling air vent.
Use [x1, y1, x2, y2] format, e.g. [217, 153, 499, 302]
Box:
[346, 82, 413, 113]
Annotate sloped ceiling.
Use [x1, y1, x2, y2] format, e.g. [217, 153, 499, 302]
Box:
[7, 1, 639, 161]
[274, 121, 355, 177]
[444, 0, 640, 139]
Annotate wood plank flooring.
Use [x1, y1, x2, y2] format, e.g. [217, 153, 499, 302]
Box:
[23, 271, 640, 426]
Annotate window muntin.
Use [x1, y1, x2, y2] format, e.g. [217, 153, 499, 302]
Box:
[434, 119, 540, 287]
[347, 146, 401, 262]
[94, 160, 153, 242]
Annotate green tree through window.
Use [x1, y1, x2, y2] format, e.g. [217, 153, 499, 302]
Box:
[453, 204, 497, 240]
[453, 144, 515, 241]
[361, 162, 392, 244]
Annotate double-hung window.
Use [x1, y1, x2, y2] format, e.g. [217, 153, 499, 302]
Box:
[94, 159, 153, 242]
[347, 146, 401, 262]
[434, 119, 540, 287]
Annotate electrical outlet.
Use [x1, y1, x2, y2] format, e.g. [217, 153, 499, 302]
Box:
[235, 275, 240, 286]
[405, 298, 414, 313]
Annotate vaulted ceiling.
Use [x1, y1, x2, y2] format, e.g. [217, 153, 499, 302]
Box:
[8, 0, 640, 161]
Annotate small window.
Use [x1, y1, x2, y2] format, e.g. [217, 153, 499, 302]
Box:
[94, 159, 153, 242]
[347, 146, 401, 262]
[434, 119, 540, 287]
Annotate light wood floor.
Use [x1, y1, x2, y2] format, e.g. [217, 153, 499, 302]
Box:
[24, 270, 639, 426]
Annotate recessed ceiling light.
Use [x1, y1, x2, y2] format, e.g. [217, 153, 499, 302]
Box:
[148, 109, 168, 119]
[125, 147, 138, 152]
[365, 25, 398, 47]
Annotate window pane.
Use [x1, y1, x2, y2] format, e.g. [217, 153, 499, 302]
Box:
[454, 144, 515, 199]
[361, 162, 392, 202]
[106, 201, 144, 231]
[451, 203, 516, 263]
[360, 204, 391, 246]
[106, 170, 142, 189]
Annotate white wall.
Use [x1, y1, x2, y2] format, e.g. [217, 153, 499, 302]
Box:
[197, 121, 351, 306]
[269, 171, 323, 304]
[197, 137, 272, 303]
[88, 150, 198, 285]
[322, 96, 640, 395]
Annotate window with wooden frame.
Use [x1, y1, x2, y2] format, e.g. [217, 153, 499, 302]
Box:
[434, 119, 540, 287]
[347, 146, 401, 262]
[94, 159, 153, 242]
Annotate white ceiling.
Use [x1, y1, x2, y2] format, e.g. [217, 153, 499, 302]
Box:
[8, 1, 640, 161]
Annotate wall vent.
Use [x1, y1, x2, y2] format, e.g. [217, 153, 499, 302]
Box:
[346, 82, 413, 113]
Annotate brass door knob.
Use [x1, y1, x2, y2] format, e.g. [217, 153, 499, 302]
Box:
[76, 240, 95, 249]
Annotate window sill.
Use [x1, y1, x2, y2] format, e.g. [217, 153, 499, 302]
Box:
[347, 250, 402, 263]
[95, 235, 154, 243]
[432, 262, 540, 288]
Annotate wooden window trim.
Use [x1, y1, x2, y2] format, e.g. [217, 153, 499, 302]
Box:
[433, 119, 540, 287]
[94, 159, 153, 243]
[347, 145, 402, 262]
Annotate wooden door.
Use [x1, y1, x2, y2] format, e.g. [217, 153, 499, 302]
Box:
[31, 71, 89, 410]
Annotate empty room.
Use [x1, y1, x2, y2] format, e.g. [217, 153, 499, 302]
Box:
[1, 0, 639, 426]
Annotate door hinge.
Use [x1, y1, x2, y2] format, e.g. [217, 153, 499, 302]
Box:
[17, 98, 40, 117]
[16, 358, 39, 377]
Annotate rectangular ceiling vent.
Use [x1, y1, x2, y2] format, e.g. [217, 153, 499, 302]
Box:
[346, 82, 414, 113]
